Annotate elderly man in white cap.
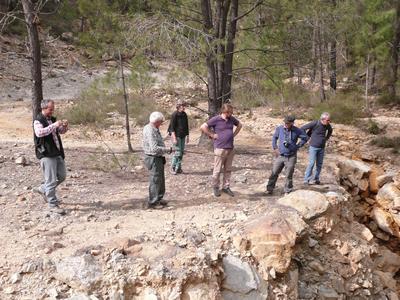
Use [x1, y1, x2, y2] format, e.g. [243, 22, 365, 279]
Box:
[142, 112, 173, 209]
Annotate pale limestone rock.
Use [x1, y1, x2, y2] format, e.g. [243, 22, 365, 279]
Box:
[376, 173, 395, 188]
[182, 283, 213, 300]
[373, 271, 397, 291]
[242, 208, 306, 273]
[222, 255, 259, 294]
[55, 255, 102, 292]
[372, 207, 400, 237]
[374, 248, 400, 273]
[277, 190, 329, 220]
[376, 183, 400, 209]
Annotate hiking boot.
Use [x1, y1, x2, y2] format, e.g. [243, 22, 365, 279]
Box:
[170, 166, 177, 175]
[146, 202, 164, 209]
[176, 168, 183, 174]
[33, 186, 47, 203]
[222, 187, 234, 197]
[265, 190, 273, 196]
[213, 187, 221, 197]
[314, 180, 321, 185]
[48, 205, 66, 215]
[158, 199, 168, 206]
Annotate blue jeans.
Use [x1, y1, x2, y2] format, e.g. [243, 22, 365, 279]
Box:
[304, 146, 325, 183]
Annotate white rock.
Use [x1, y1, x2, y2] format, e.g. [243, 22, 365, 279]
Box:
[277, 190, 329, 220]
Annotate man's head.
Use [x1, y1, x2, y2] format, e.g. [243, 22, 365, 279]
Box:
[41, 100, 55, 118]
[283, 115, 295, 129]
[176, 100, 186, 112]
[149, 111, 165, 128]
[320, 112, 331, 126]
[221, 103, 234, 118]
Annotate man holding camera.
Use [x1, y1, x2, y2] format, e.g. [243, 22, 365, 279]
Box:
[266, 116, 307, 195]
[33, 100, 68, 214]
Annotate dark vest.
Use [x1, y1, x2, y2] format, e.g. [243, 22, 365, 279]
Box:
[34, 113, 65, 159]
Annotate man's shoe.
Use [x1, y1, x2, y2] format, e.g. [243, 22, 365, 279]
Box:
[48, 205, 65, 215]
[265, 190, 273, 196]
[303, 181, 310, 186]
[146, 202, 164, 209]
[222, 187, 234, 197]
[314, 180, 321, 185]
[158, 199, 168, 206]
[170, 167, 177, 175]
[213, 187, 221, 197]
[33, 187, 47, 203]
[176, 168, 183, 174]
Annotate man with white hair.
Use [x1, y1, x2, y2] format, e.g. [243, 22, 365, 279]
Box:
[143, 111, 173, 209]
[33, 100, 68, 214]
[301, 112, 333, 185]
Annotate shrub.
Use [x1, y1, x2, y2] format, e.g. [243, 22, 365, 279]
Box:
[309, 92, 366, 125]
[371, 136, 400, 153]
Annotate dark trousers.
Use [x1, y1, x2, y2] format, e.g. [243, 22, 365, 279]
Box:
[144, 155, 165, 204]
[267, 154, 297, 193]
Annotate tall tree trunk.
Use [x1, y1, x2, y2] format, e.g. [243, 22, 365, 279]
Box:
[316, 19, 326, 101]
[365, 53, 370, 112]
[201, 0, 219, 116]
[21, 0, 43, 120]
[222, 0, 238, 103]
[329, 40, 337, 91]
[311, 25, 317, 83]
[118, 51, 134, 153]
[387, 0, 400, 101]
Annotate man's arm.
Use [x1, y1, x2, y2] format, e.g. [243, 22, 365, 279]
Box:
[200, 123, 217, 140]
[326, 124, 333, 140]
[296, 128, 308, 148]
[34, 120, 61, 137]
[300, 120, 317, 131]
[233, 122, 242, 137]
[272, 127, 279, 149]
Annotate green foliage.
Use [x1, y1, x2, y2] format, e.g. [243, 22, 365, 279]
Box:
[371, 136, 400, 153]
[366, 119, 384, 135]
[128, 54, 155, 95]
[86, 148, 138, 172]
[309, 93, 367, 125]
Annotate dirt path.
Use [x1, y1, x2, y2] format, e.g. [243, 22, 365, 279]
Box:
[0, 101, 339, 275]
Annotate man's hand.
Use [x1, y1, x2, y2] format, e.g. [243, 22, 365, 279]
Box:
[211, 133, 218, 140]
[172, 137, 177, 145]
[274, 148, 280, 158]
[54, 120, 62, 128]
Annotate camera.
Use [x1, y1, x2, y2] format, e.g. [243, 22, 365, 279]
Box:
[283, 141, 290, 148]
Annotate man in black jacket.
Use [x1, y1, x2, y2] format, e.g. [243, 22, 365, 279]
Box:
[169, 100, 189, 175]
[301, 112, 333, 185]
[33, 100, 68, 214]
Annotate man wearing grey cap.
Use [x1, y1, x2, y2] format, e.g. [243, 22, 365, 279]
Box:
[266, 116, 307, 195]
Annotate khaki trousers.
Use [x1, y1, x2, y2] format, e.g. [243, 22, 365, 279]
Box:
[212, 148, 235, 188]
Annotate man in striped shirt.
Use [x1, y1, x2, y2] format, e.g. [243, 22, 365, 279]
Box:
[33, 100, 68, 214]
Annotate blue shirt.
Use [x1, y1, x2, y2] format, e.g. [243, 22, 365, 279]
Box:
[272, 125, 307, 156]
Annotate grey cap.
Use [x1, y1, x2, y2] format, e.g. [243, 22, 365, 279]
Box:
[284, 115, 296, 123]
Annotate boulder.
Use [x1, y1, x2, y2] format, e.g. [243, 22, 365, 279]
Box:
[221, 255, 264, 298]
[371, 207, 400, 237]
[376, 183, 400, 210]
[277, 190, 329, 220]
[241, 208, 306, 273]
[55, 255, 102, 292]
[338, 159, 371, 180]
[373, 248, 400, 273]
[376, 173, 395, 188]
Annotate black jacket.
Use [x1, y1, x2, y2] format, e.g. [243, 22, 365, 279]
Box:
[34, 113, 65, 159]
[168, 111, 189, 138]
[301, 120, 333, 148]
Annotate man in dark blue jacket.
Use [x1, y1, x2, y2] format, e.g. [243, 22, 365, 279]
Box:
[301, 112, 333, 185]
[266, 116, 307, 195]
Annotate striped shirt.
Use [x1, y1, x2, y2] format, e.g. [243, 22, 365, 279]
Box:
[33, 119, 67, 150]
[142, 123, 170, 156]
